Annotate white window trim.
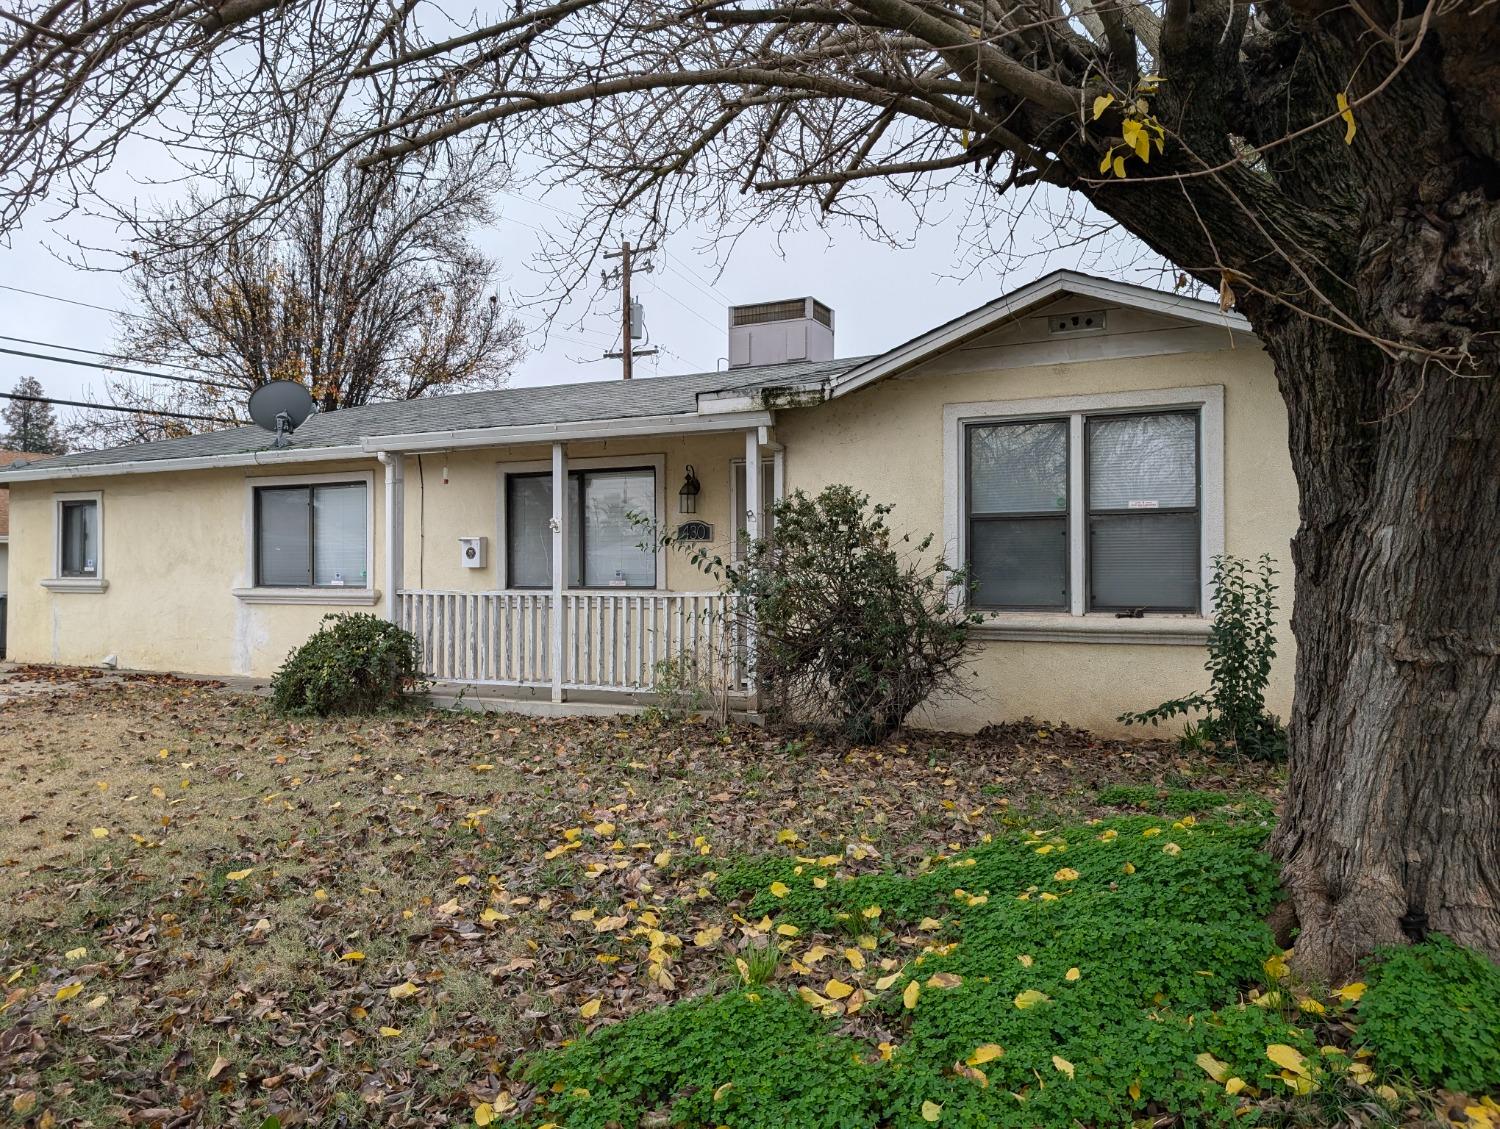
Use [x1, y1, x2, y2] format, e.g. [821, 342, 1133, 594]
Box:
[42, 490, 107, 593]
[943, 384, 1224, 644]
[235, 470, 379, 605]
[728, 453, 781, 560]
[496, 454, 668, 592]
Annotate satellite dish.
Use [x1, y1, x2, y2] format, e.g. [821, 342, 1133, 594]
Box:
[248, 381, 315, 449]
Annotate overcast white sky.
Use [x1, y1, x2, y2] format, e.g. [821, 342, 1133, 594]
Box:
[0, 171, 1162, 429]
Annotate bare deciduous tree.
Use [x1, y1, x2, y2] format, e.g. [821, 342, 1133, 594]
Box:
[1, 0, 1496, 978]
[70, 138, 525, 447]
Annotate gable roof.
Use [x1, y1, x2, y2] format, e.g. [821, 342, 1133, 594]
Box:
[0, 269, 1255, 485]
[828, 269, 1252, 398]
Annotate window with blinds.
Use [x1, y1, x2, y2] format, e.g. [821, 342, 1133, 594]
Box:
[965, 409, 1201, 613]
[506, 468, 656, 589]
[966, 420, 1069, 608]
[254, 482, 369, 588]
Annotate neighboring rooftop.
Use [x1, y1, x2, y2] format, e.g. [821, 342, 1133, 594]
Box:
[0, 356, 862, 478]
[0, 450, 33, 534]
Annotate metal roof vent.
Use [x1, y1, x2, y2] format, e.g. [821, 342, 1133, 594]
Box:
[728, 297, 834, 368]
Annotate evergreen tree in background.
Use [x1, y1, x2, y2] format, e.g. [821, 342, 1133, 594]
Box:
[1, 376, 68, 454]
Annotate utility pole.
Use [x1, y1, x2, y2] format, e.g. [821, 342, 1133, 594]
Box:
[603, 239, 659, 379]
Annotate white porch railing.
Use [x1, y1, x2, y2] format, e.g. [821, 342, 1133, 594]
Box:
[395, 589, 740, 693]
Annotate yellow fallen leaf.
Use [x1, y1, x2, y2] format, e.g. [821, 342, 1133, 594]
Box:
[926, 972, 962, 989]
[1266, 1043, 1308, 1076]
[1129, 1080, 1141, 1101]
[862, 906, 881, 919]
[1162, 842, 1182, 857]
[379, 1026, 402, 1037]
[86, 994, 107, 1009]
[388, 981, 420, 999]
[776, 923, 799, 937]
[225, 868, 253, 881]
[1053, 1055, 1075, 1079]
[65, 947, 87, 961]
[693, 925, 723, 948]
[903, 980, 920, 1009]
[570, 908, 596, 922]
[339, 951, 365, 962]
[769, 881, 790, 898]
[1123, 862, 1136, 874]
[580, 998, 602, 1018]
[735, 958, 751, 983]
[824, 979, 855, 1000]
[1196, 1052, 1229, 1082]
[54, 982, 83, 1001]
[1014, 989, 1049, 1009]
[474, 1102, 495, 1126]
[595, 915, 630, 932]
[875, 971, 902, 991]
[1016, 954, 1033, 968]
[90, 827, 109, 839]
[918, 917, 943, 931]
[1225, 1076, 1246, 1095]
[1263, 951, 1289, 980]
[968, 1043, 1004, 1065]
[921, 1099, 943, 1122]
[844, 947, 866, 970]
[1065, 967, 1081, 981]
[12, 1093, 37, 1116]
[1336, 981, 1366, 1003]
[1336, 91, 1357, 144]
[1053, 867, 1080, 881]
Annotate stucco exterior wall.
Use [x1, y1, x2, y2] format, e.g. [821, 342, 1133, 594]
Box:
[774, 330, 1298, 736]
[4, 434, 756, 679]
[6, 461, 387, 678]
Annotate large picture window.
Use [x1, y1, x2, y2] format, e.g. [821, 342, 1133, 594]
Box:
[965, 408, 1201, 613]
[254, 482, 369, 588]
[506, 467, 656, 589]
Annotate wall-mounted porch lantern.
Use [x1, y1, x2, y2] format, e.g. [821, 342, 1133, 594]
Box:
[679, 464, 701, 513]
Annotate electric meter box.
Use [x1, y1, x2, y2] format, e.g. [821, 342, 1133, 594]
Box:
[458, 536, 487, 569]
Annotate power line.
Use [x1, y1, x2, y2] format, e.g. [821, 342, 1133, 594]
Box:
[0, 333, 212, 376]
[0, 390, 236, 424]
[0, 282, 144, 321]
[0, 345, 237, 390]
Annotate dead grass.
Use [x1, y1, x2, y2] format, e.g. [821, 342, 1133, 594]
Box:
[0, 673, 1283, 1127]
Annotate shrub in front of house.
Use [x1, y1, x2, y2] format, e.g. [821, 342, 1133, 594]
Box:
[271, 612, 424, 717]
[694, 485, 979, 743]
[1119, 553, 1287, 761]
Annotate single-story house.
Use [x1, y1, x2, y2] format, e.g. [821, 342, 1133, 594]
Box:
[0, 271, 1298, 733]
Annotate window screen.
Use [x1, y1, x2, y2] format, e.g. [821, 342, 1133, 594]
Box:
[254, 482, 368, 587]
[1087, 412, 1199, 611]
[967, 420, 1068, 609]
[59, 500, 98, 577]
[507, 469, 654, 589]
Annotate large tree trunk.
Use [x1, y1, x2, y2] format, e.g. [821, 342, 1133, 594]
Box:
[1262, 231, 1500, 981]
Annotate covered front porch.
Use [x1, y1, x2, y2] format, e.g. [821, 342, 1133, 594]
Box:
[370, 414, 777, 704]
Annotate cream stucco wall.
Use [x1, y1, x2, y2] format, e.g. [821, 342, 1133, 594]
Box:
[6, 461, 387, 678]
[774, 312, 1298, 736]
[4, 434, 757, 679]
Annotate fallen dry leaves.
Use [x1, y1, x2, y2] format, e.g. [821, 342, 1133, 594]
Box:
[0, 671, 1282, 1127]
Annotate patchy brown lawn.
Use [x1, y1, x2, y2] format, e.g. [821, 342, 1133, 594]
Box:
[0, 670, 1282, 1128]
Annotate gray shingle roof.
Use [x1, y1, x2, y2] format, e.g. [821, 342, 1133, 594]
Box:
[4, 357, 862, 474]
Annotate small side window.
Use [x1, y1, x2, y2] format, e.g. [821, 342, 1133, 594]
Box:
[59, 499, 99, 578]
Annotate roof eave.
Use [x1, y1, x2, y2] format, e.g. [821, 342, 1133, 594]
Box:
[359, 408, 775, 454]
[0, 443, 370, 484]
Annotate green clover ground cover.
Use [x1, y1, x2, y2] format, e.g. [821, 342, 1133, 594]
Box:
[521, 814, 1333, 1128]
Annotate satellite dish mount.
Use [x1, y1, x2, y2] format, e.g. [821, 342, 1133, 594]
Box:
[248, 381, 316, 449]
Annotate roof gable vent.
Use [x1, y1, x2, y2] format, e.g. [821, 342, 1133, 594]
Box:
[1047, 309, 1108, 335]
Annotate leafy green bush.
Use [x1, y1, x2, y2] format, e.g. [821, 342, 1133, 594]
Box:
[1095, 784, 1274, 820]
[270, 612, 423, 716]
[1119, 554, 1287, 760]
[1356, 936, 1500, 1092]
[521, 814, 1327, 1129]
[674, 485, 979, 743]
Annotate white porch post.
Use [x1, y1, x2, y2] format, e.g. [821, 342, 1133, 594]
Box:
[378, 452, 404, 624]
[550, 441, 567, 703]
[742, 428, 761, 698]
